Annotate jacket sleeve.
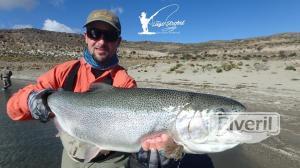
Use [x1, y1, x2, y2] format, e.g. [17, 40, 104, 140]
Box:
[112, 67, 137, 88]
[6, 61, 76, 120]
[123, 76, 137, 88]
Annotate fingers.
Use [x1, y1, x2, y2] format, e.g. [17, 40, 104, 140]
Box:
[141, 133, 172, 151]
[141, 139, 150, 151]
[160, 133, 169, 141]
[142, 139, 156, 151]
[154, 137, 164, 150]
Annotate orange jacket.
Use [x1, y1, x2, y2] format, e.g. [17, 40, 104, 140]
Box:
[7, 57, 137, 121]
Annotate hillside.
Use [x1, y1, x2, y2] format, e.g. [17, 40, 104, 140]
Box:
[0, 28, 300, 62]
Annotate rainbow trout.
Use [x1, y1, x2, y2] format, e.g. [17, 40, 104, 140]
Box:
[48, 86, 246, 160]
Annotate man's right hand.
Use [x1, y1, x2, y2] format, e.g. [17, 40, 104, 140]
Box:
[28, 89, 54, 122]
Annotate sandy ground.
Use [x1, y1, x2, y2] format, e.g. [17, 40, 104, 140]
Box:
[4, 59, 300, 167]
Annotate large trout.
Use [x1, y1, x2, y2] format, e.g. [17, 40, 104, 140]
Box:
[48, 86, 246, 160]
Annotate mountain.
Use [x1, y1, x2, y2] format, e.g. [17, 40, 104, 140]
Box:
[0, 28, 299, 61]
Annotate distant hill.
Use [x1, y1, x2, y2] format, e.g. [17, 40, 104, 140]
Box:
[0, 28, 299, 61]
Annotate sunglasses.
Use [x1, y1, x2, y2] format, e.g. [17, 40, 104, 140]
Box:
[86, 28, 120, 42]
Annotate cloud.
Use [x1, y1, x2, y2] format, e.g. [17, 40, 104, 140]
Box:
[0, 0, 38, 10]
[42, 19, 77, 33]
[50, 0, 64, 7]
[110, 6, 123, 14]
[12, 24, 33, 29]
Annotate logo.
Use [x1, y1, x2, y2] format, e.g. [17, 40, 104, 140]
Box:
[138, 4, 185, 35]
[210, 112, 280, 143]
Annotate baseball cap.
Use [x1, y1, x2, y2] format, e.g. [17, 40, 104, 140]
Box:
[84, 10, 121, 34]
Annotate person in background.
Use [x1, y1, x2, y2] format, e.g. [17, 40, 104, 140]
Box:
[1, 66, 13, 90]
[6, 9, 180, 168]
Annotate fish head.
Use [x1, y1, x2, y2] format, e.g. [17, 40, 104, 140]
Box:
[171, 96, 246, 154]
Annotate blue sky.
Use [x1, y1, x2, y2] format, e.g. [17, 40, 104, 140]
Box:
[0, 0, 299, 43]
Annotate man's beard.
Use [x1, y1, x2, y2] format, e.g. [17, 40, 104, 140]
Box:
[91, 47, 109, 63]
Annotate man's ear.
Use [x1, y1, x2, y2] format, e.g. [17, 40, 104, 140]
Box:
[84, 33, 88, 44]
[116, 36, 122, 47]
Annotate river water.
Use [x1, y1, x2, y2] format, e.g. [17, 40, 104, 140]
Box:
[0, 79, 62, 168]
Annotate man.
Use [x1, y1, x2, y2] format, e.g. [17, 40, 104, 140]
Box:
[7, 10, 179, 168]
[1, 66, 13, 90]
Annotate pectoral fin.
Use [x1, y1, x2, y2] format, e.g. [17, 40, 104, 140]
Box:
[83, 145, 103, 163]
[164, 141, 184, 160]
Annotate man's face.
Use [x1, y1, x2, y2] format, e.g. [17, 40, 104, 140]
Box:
[85, 22, 121, 63]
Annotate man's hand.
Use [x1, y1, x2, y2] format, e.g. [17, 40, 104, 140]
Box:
[141, 133, 175, 151]
[28, 89, 54, 122]
[135, 133, 182, 167]
[141, 133, 184, 160]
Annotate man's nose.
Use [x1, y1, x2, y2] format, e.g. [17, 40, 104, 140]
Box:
[95, 35, 105, 45]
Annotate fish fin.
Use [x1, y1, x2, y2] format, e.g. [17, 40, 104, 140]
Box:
[164, 142, 184, 160]
[83, 146, 103, 163]
[89, 83, 113, 92]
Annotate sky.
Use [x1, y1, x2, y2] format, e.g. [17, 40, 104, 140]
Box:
[0, 0, 299, 43]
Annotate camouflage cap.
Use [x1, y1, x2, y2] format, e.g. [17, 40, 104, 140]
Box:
[84, 10, 121, 34]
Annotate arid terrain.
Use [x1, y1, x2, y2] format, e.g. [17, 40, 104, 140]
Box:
[1, 28, 299, 168]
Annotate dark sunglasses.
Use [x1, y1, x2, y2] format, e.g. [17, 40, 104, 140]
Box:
[86, 28, 120, 42]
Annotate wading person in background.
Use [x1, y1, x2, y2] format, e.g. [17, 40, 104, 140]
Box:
[1, 66, 13, 90]
[6, 10, 180, 168]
